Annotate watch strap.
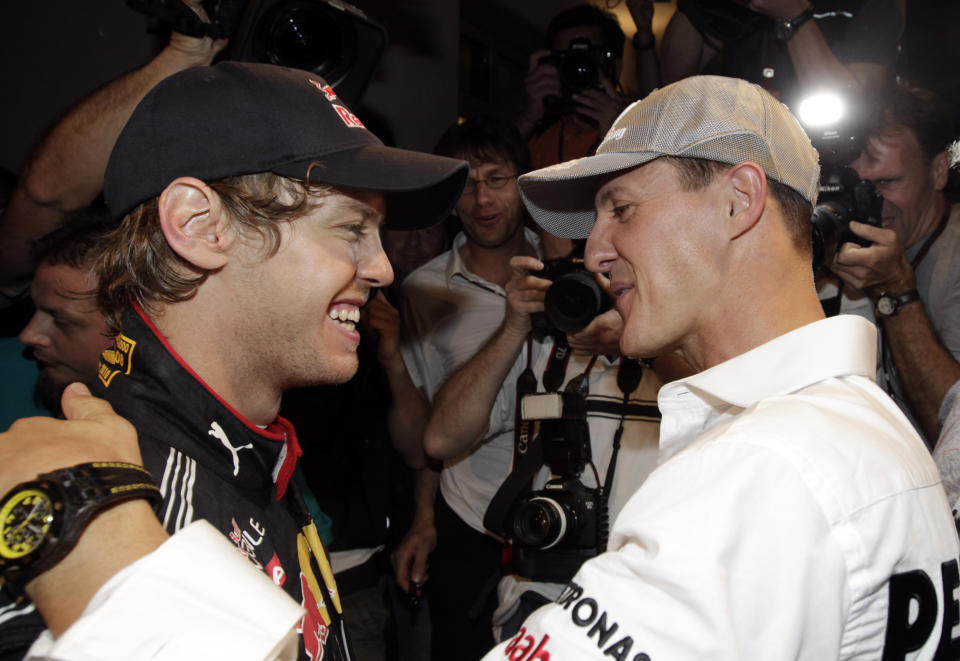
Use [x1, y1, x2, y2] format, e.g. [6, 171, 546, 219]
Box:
[0, 462, 161, 598]
[776, 7, 814, 41]
[876, 289, 921, 318]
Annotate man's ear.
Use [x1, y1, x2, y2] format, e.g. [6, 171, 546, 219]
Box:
[724, 162, 767, 240]
[932, 150, 949, 192]
[158, 177, 232, 271]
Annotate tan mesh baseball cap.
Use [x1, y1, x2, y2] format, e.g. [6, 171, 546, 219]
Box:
[518, 75, 821, 239]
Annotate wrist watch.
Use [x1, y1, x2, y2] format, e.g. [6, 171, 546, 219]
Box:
[0, 462, 161, 601]
[875, 289, 921, 318]
[774, 7, 815, 41]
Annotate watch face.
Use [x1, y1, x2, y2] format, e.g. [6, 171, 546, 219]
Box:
[0, 488, 54, 560]
[877, 296, 896, 316]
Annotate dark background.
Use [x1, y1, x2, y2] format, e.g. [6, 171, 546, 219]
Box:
[0, 0, 957, 178]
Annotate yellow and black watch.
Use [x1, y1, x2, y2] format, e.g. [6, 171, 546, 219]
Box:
[0, 462, 161, 601]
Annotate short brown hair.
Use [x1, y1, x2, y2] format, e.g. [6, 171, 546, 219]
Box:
[661, 156, 812, 255]
[95, 172, 331, 334]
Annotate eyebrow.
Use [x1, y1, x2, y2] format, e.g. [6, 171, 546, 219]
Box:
[342, 197, 385, 226]
[595, 185, 624, 209]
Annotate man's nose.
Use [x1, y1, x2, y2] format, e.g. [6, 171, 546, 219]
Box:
[18, 313, 49, 348]
[585, 220, 617, 274]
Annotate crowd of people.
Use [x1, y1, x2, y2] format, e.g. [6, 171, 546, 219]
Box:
[2, 1, 960, 660]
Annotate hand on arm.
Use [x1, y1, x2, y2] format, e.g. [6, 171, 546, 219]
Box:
[423, 256, 549, 460]
[0, 384, 168, 637]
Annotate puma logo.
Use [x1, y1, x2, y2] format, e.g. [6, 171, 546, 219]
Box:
[208, 422, 253, 476]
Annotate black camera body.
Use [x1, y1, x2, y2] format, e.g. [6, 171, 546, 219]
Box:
[507, 388, 602, 582]
[540, 37, 618, 103]
[810, 165, 883, 271]
[510, 478, 601, 582]
[531, 256, 612, 336]
[798, 94, 884, 271]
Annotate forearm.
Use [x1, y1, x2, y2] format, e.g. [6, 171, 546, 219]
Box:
[632, 35, 661, 98]
[883, 303, 960, 442]
[424, 323, 527, 459]
[785, 21, 863, 90]
[659, 12, 713, 84]
[385, 356, 430, 469]
[0, 41, 218, 288]
[410, 464, 440, 528]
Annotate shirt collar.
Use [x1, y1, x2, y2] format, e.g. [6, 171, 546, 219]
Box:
[655, 315, 877, 463]
[662, 315, 877, 410]
[442, 228, 543, 290]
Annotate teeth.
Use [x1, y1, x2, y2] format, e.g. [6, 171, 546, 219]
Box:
[329, 307, 360, 330]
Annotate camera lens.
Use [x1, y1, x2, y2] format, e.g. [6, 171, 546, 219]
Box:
[513, 497, 568, 549]
[265, 5, 344, 74]
[810, 201, 846, 272]
[544, 272, 606, 333]
[560, 52, 597, 92]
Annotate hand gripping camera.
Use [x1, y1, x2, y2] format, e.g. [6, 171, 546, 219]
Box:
[508, 386, 604, 583]
[531, 256, 612, 336]
[539, 37, 618, 114]
[795, 91, 884, 270]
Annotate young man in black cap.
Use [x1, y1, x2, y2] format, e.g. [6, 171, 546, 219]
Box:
[0, 61, 466, 660]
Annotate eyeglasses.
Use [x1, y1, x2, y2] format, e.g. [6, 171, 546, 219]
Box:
[462, 174, 517, 195]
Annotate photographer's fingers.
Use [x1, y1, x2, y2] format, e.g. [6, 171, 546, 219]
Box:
[509, 255, 545, 275]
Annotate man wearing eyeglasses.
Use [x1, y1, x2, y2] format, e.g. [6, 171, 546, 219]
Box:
[390, 116, 662, 660]
[389, 115, 543, 659]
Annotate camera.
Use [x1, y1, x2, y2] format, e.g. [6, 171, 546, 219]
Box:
[795, 91, 884, 270]
[531, 256, 612, 336]
[540, 37, 618, 100]
[810, 166, 883, 271]
[508, 389, 603, 582]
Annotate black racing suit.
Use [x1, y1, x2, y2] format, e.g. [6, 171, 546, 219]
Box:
[92, 303, 351, 661]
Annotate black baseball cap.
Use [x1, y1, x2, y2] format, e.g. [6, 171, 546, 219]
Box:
[104, 62, 468, 228]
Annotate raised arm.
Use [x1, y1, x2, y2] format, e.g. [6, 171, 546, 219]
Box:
[365, 291, 431, 469]
[423, 256, 548, 460]
[0, 3, 226, 290]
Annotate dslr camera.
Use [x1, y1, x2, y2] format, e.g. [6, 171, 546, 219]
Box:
[795, 91, 884, 270]
[810, 166, 883, 271]
[531, 256, 612, 336]
[509, 389, 603, 582]
[540, 37, 618, 101]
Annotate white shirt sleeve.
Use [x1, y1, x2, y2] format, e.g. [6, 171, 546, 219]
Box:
[26, 520, 304, 661]
[481, 440, 850, 661]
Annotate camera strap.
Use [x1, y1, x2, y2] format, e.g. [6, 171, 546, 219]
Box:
[483, 336, 572, 536]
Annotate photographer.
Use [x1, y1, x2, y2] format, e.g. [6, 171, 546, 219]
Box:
[822, 81, 960, 444]
[516, 4, 651, 260]
[423, 252, 663, 643]
[391, 116, 665, 660]
[516, 5, 660, 169]
[660, 0, 903, 106]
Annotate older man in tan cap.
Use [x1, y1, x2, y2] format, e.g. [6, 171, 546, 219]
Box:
[482, 75, 960, 660]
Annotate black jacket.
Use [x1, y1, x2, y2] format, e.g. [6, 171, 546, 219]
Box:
[93, 303, 351, 661]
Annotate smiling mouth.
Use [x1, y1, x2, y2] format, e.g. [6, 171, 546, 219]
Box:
[329, 307, 360, 332]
